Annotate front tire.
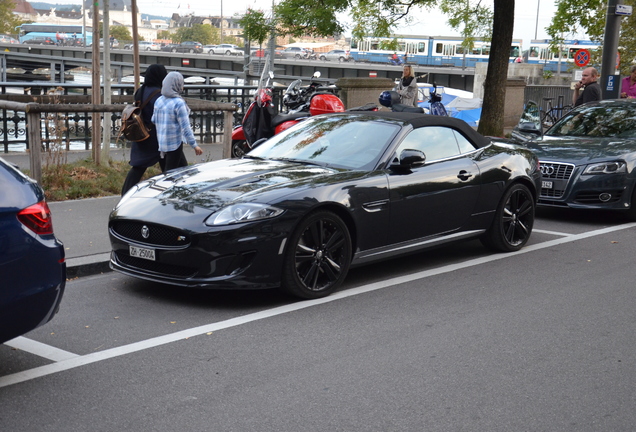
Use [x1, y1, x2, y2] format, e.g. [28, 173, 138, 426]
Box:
[231, 140, 247, 158]
[481, 183, 535, 252]
[281, 211, 352, 299]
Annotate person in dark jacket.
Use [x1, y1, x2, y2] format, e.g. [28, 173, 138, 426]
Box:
[121, 64, 168, 196]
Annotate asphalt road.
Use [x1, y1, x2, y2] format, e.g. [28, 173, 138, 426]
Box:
[1, 209, 635, 431]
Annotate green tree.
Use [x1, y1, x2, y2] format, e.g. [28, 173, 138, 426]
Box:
[109, 25, 131, 41]
[173, 24, 216, 45]
[547, 0, 636, 75]
[1, 0, 27, 35]
[240, 0, 516, 136]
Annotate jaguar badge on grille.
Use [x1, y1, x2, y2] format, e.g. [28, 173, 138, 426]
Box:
[141, 225, 150, 239]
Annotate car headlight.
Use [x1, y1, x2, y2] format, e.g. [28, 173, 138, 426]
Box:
[582, 161, 627, 175]
[205, 203, 284, 226]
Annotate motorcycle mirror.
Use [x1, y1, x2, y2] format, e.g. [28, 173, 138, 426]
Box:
[313, 71, 321, 79]
[268, 71, 274, 79]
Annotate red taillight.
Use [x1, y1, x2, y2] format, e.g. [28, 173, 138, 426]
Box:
[17, 201, 54, 235]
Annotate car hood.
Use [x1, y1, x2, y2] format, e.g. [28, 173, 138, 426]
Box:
[123, 158, 343, 212]
[525, 136, 636, 164]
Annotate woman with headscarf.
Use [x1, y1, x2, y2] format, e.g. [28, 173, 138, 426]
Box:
[152, 71, 203, 171]
[121, 64, 168, 195]
[396, 65, 418, 107]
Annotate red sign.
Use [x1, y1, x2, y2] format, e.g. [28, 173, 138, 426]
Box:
[574, 49, 591, 67]
[182, 59, 190, 66]
[369, 71, 377, 78]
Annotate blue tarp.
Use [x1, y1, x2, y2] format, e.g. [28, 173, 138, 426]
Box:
[450, 108, 482, 127]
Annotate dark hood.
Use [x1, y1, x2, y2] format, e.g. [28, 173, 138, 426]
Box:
[124, 158, 343, 213]
[524, 136, 636, 164]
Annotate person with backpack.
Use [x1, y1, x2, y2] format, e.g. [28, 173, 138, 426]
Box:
[121, 64, 167, 196]
[152, 71, 203, 171]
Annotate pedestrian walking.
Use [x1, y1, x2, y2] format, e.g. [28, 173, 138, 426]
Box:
[152, 71, 203, 172]
[121, 64, 168, 196]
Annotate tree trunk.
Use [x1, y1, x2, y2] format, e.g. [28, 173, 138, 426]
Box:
[477, 0, 515, 137]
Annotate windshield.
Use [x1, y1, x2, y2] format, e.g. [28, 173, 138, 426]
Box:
[248, 115, 401, 170]
[549, 102, 636, 138]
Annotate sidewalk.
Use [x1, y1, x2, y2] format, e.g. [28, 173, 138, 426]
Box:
[1, 143, 225, 278]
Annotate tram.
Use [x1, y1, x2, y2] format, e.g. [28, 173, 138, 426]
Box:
[523, 39, 599, 71]
[349, 35, 522, 67]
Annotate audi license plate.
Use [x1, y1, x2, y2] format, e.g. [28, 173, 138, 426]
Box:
[129, 245, 155, 261]
[542, 181, 553, 189]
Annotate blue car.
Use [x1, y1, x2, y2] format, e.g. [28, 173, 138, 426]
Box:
[0, 158, 66, 344]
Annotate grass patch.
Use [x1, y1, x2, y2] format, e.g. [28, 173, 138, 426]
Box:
[38, 158, 163, 202]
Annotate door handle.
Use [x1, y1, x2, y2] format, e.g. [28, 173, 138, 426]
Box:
[457, 170, 473, 181]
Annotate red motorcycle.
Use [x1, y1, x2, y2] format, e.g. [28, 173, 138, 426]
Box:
[231, 70, 346, 158]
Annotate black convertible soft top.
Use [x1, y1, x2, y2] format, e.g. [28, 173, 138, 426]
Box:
[343, 111, 491, 149]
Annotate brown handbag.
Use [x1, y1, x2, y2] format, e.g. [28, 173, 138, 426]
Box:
[119, 89, 161, 142]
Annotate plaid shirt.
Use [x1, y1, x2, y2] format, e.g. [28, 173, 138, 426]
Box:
[152, 96, 197, 152]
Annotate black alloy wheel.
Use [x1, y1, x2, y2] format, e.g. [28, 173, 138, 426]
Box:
[281, 211, 352, 299]
[481, 183, 535, 252]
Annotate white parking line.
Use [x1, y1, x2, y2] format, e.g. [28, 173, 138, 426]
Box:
[1, 222, 634, 389]
[532, 229, 572, 237]
[4, 337, 79, 362]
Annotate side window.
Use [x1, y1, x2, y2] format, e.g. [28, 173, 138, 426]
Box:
[395, 126, 461, 162]
[453, 131, 477, 154]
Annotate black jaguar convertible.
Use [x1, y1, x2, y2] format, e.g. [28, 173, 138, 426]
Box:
[109, 112, 540, 299]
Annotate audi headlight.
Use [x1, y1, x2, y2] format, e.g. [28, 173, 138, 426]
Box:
[205, 203, 284, 226]
[582, 161, 627, 175]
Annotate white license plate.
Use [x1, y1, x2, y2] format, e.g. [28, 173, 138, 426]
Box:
[129, 245, 155, 261]
[542, 181, 553, 189]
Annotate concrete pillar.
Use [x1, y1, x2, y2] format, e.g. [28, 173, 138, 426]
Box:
[335, 77, 394, 109]
[504, 78, 527, 128]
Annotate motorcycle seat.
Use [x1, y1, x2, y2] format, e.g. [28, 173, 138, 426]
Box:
[391, 104, 424, 113]
[272, 111, 310, 128]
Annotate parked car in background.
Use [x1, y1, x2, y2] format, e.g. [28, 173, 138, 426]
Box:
[511, 98, 636, 220]
[319, 49, 351, 62]
[24, 36, 55, 45]
[99, 38, 120, 48]
[109, 112, 540, 300]
[0, 35, 19, 44]
[203, 44, 218, 54]
[209, 43, 242, 55]
[124, 41, 160, 51]
[162, 41, 203, 53]
[0, 158, 66, 344]
[281, 46, 308, 59]
[253, 48, 284, 58]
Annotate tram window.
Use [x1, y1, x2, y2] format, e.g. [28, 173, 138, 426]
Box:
[351, 39, 358, 49]
[568, 48, 578, 59]
[417, 42, 426, 53]
[510, 46, 518, 57]
[456, 45, 465, 55]
[483, 45, 491, 56]
[435, 43, 444, 54]
[471, 47, 481, 55]
[530, 47, 539, 57]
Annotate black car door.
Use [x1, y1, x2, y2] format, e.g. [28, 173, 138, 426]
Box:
[387, 126, 481, 244]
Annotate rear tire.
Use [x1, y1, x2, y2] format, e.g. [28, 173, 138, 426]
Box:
[281, 211, 352, 299]
[481, 183, 535, 252]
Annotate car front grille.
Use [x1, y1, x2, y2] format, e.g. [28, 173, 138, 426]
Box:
[114, 251, 197, 277]
[540, 161, 575, 199]
[110, 221, 190, 247]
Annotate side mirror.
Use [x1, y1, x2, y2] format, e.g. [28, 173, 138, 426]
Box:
[511, 100, 543, 141]
[391, 149, 426, 170]
[313, 71, 321, 79]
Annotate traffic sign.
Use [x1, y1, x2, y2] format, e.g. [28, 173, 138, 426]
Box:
[574, 49, 591, 67]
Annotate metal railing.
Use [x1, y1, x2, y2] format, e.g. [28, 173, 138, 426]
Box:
[0, 94, 238, 183]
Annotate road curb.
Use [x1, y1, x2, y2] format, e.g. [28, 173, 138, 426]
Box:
[66, 253, 112, 278]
